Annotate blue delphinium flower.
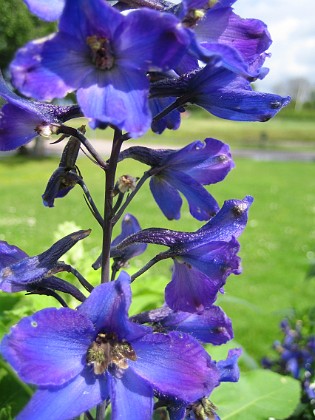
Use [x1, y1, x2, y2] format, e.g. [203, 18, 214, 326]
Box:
[262, 317, 315, 413]
[190, 2, 272, 79]
[115, 196, 253, 312]
[119, 138, 234, 220]
[150, 60, 290, 122]
[1, 273, 221, 419]
[0, 73, 81, 151]
[0, 230, 89, 295]
[10, 0, 190, 137]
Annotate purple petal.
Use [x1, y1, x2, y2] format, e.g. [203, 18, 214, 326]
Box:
[78, 272, 150, 341]
[131, 331, 220, 402]
[161, 306, 233, 344]
[24, 0, 65, 21]
[165, 261, 223, 313]
[150, 176, 182, 220]
[1, 308, 94, 386]
[195, 8, 271, 66]
[110, 368, 153, 420]
[17, 369, 109, 420]
[78, 68, 151, 137]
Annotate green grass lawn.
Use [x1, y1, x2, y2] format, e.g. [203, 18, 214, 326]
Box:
[74, 108, 315, 151]
[1, 153, 315, 367]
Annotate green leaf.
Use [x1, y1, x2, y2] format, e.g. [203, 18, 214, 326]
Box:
[211, 369, 301, 420]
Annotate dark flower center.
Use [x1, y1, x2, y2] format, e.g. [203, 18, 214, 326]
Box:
[87, 35, 115, 70]
[86, 332, 137, 375]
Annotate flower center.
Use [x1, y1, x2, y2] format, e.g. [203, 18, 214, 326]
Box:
[86, 332, 137, 375]
[87, 35, 115, 70]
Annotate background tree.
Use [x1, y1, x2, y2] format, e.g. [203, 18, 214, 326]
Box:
[0, 0, 55, 71]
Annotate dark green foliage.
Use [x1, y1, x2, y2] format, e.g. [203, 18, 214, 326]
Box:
[0, 0, 56, 70]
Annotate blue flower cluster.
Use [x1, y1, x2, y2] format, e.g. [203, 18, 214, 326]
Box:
[0, 0, 290, 419]
[262, 318, 315, 417]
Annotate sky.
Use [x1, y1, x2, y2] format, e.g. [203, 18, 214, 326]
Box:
[233, 0, 315, 93]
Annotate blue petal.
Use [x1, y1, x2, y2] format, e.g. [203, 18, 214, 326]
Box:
[0, 103, 44, 151]
[183, 238, 241, 279]
[150, 97, 181, 134]
[131, 331, 220, 402]
[1, 308, 94, 386]
[150, 176, 182, 220]
[78, 68, 151, 137]
[111, 214, 147, 263]
[17, 369, 109, 420]
[10, 35, 86, 100]
[78, 272, 150, 341]
[197, 196, 254, 240]
[110, 368, 153, 420]
[160, 139, 234, 185]
[164, 169, 219, 220]
[118, 8, 189, 70]
[24, 0, 65, 21]
[216, 348, 242, 383]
